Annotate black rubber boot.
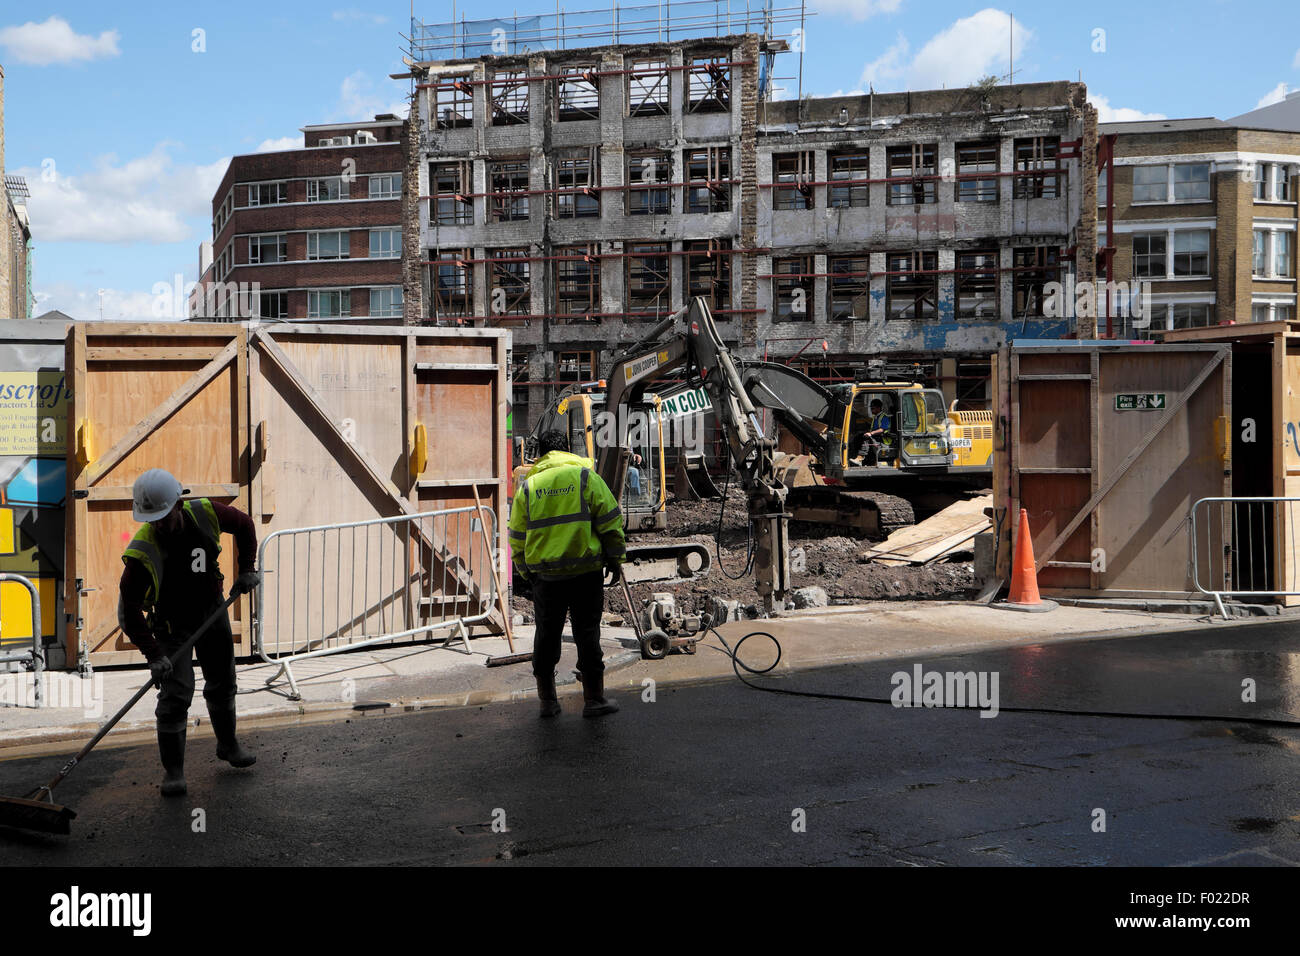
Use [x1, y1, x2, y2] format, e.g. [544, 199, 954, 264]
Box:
[581, 673, 619, 718]
[536, 673, 562, 718]
[158, 729, 187, 797]
[209, 707, 256, 768]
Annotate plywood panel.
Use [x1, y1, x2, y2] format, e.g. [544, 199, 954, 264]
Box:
[1010, 343, 1230, 598]
[70, 326, 246, 667]
[1017, 353, 1090, 376]
[1097, 350, 1227, 592]
[1021, 474, 1091, 589]
[418, 373, 498, 480]
[415, 342, 498, 366]
[1016, 381, 1091, 470]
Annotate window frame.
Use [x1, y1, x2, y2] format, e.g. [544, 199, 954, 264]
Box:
[886, 145, 937, 206]
[554, 149, 600, 219]
[1012, 247, 1060, 318]
[368, 228, 401, 260]
[1132, 232, 1168, 279]
[556, 65, 599, 122]
[248, 233, 287, 265]
[1172, 229, 1210, 277]
[827, 255, 870, 320]
[685, 239, 732, 312]
[773, 151, 814, 211]
[433, 76, 473, 129]
[886, 250, 939, 320]
[625, 241, 671, 316]
[491, 69, 529, 125]
[306, 177, 350, 202]
[554, 243, 600, 321]
[428, 248, 473, 318]
[306, 230, 350, 261]
[369, 287, 404, 318]
[1013, 137, 1062, 200]
[828, 150, 870, 208]
[1132, 165, 1168, 203]
[773, 255, 814, 321]
[369, 173, 402, 200]
[257, 291, 288, 320]
[628, 60, 669, 116]
[1172, 163, 1210, 202]
[307, 289, 350, 319]
[247, 181, 288, 207]
[686, 147, 730, 214]
[626, 149, 672, 216]
[686, 57, 730, 113]
[489, 247, 532, 318]
[488, 158, 531, 223]
[956, 141, 998, 203]
[956, 249, 999, 320]
[429, 161, 473, 226]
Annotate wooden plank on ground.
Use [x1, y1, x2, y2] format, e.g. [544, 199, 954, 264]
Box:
[862, 494, 992, 566]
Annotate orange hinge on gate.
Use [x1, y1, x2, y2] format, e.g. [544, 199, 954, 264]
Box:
[1216, 415, 1231, 466]
[75, 420, 94, 467]
[410, 423, 428, 480]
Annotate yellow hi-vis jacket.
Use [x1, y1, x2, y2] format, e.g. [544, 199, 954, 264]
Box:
[509, 451, 626, 581]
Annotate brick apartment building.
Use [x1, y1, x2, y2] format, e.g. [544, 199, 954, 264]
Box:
[194, 115, 407, 321]
[402, 7, 1097, 430]
[1098, 94, 1300, 336]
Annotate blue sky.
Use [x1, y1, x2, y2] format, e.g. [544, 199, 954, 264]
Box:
[2, 1, 1297, 320]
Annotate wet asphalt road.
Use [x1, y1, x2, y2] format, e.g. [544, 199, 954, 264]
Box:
[1, 620, 1297, 866]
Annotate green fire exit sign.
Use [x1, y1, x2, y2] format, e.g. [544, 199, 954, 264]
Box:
[1114, 393, 1166, 410]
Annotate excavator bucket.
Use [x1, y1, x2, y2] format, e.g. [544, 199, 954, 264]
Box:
[673, 453, 722, 500]
[772, 453, 820, 489]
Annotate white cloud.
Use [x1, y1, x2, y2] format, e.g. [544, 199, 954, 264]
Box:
[1088, 94, 1166, 123]
[333, 9, 389, 24]
[256, 135, 301, 153]
[859, 33, 909, 89]
[0, 16, 120, 65]
[16, 145, 229, 244]
[339, 70, 408, 121]
[1294, 48, 1300, 69]
[1255, 82, 1290, 109]
[812, 0, 902, 21]
[32, 282, 186, 322]
[857, 9, 1028, 92]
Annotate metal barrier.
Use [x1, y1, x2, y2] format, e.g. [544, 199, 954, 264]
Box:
[1190, 496, 1300, 618]
[254, 506, 498, 699]
[0, 572, 44, 706]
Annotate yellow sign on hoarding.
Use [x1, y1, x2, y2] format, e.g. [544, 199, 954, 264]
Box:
[0, 372, 71, 456]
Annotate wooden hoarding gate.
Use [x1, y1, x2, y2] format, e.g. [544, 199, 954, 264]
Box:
[995, 342, 1231, 599]
[65, 323, 508, 670]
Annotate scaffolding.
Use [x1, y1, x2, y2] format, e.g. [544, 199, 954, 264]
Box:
[407, 0, 806, 95]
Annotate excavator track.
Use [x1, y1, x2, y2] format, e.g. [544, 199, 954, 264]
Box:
[785, 485, 890, 538]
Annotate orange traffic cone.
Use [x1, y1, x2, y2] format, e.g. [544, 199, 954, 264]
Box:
[1008, 508, 1041, 605]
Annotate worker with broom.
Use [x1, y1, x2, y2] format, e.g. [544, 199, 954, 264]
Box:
[118, 469, 262, 797]
[510, 430, 626, 719]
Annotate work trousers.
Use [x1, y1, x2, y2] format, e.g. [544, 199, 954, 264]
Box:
[531, 570, 606, 680]
[154, 600, 238, 734]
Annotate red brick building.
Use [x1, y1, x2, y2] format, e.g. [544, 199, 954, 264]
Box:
[194, 115, 407, 321]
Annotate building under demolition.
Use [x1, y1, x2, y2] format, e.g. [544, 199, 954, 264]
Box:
[402, 2, 1097, 430]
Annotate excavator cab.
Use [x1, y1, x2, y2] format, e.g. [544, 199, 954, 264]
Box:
[514, 384, 668, 532]
[841, 383, 951, 473]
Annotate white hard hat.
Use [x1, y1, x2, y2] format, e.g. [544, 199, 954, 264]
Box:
[132, 468, 188, 522]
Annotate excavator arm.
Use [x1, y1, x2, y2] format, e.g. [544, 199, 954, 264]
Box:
[598, 298, 791, 614]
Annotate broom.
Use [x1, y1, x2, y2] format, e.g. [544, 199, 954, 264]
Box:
[0, 592, 239, 835]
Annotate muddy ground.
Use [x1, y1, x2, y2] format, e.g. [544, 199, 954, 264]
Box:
[512, 484, 978, 621]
